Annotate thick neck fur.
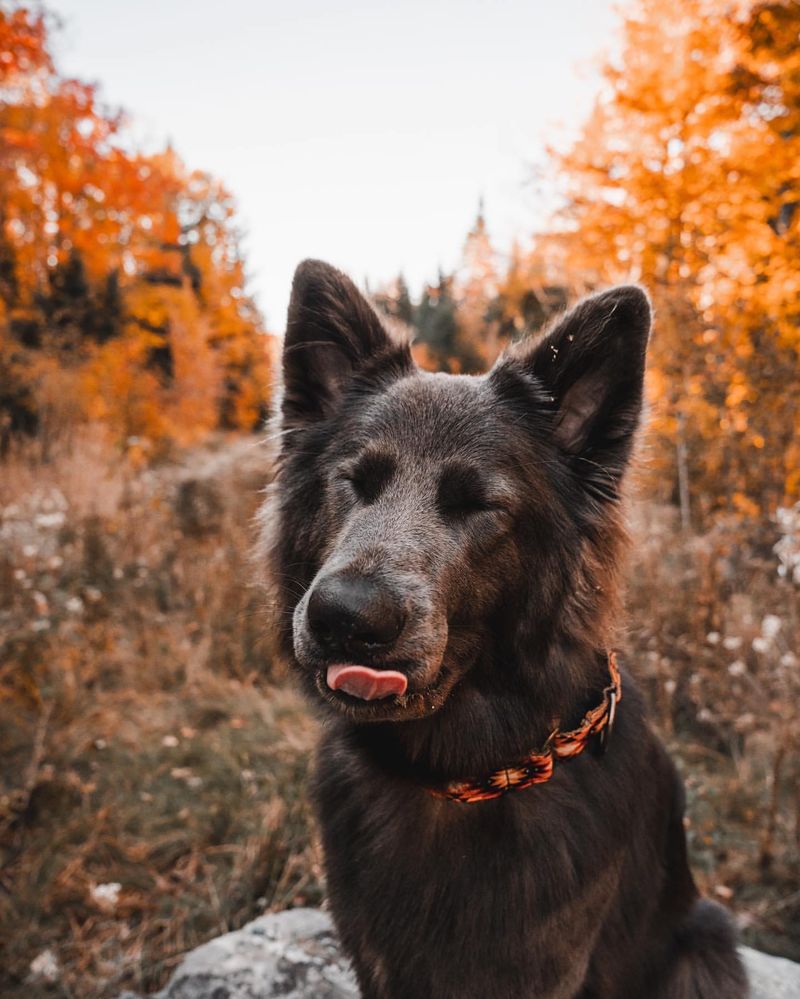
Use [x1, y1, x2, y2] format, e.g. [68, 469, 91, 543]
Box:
[348, 629, 617, 786]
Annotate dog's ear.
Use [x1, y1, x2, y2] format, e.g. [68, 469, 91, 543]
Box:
[493, 286, 651, 495]
[281, 259, 411, 431]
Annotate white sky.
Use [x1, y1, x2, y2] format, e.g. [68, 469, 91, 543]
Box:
[52, 0, 621, 331]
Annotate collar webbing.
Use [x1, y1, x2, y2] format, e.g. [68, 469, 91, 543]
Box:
[427, 651, 622, 804]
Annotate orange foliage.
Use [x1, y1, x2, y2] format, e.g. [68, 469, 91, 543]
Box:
[0, 6, 271, 451]
[535, 0, 800, 521]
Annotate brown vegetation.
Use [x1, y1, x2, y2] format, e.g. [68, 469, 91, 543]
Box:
[0, 435, 322, 997]
[1, 437, 798, 997]
[1, 0, 799, 994]
[628, 501, 800, 957]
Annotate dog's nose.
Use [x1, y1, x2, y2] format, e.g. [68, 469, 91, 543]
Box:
[307, 574, 406, 654]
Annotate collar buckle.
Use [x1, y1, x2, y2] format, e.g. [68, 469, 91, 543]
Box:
[595, 687, 618, 756]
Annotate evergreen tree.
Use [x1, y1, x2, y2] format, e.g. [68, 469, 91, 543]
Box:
[457, 200, 500, 363]
[92, 270, 124, 344]
[414, 271, 482, 373]
[394, 274, 414, 327]
[40, 249, 94, 353]
[372, 274, 415, 328]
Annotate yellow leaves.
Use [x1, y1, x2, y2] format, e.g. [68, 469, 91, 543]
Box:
[0, 7, 272, 452]
[0, 8, 52, 84]
[785, 470, 800, 502]
[731, 411, 749, 434]
[529, 0, 800, 520]
[725, 382, 750, 409]
[81, 336, 163, 442]
[732, 492, 760, 518]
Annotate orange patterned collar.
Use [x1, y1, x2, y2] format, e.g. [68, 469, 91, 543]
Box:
[428, 651, 622, 804]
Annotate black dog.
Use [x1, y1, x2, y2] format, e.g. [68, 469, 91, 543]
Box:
[260, 259, 748, 998]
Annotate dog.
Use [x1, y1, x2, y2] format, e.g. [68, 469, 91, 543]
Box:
[260, 259, 749, 998]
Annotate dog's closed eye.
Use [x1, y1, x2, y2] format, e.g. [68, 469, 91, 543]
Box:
[437, 465, 507, 520]
[341, 452, 396, 505]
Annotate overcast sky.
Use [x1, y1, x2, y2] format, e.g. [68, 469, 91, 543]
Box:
[52, 0, 620, 331]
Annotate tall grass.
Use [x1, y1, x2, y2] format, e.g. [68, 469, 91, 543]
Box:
[627, 503, 800, 958]
[1, 433, 798, 996]
[0, 432, 321, 997]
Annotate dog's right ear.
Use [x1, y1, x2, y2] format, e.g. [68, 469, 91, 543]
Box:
[281, 259, 411, 432]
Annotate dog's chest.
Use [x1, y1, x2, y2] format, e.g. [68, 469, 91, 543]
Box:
[314, 736, 622, 999]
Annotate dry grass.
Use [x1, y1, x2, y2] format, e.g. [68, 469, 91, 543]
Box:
[626, 502, 800, 959]
[0, 431, 323, 997]
[0, 432, 798, 996]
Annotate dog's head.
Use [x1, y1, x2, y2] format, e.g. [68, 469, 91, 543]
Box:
[262, 260, 650, 723]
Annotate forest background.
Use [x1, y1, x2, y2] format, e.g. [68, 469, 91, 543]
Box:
[1, 2, 799, 996]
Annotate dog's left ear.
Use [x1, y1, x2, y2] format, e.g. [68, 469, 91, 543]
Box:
[493, 286, 651, 493]
[281, 259, 412, 432]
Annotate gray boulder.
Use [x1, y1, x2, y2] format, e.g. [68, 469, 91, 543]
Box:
[151, 908, 357, 999]
[123, 908, 800, 998]
[742, 946, 800, 999]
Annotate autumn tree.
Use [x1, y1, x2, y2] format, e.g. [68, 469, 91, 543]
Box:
[374, 0, 798, 522]
[492, 240, 567, 346]
[534, 0, 800, 522]
[0, 5, 271, 451]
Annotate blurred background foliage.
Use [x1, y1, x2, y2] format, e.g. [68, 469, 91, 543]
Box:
[1, 1, 799, 996]
[0, 5, 272, 456]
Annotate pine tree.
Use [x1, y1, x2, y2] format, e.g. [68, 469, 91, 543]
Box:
[40, 249, 95, 354]
[414, 272, 467, 372]
[393, 275, 414, 327]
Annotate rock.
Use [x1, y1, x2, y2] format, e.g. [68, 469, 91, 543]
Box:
[120, 909, 800, 999]
[173, 436, 273, 536]
[152, 908, 358, 999]
[743, 946, 800, 999]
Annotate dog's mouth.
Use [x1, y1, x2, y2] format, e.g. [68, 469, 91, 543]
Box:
[326, 663, 409, 700]
[311, 658, 458, 722]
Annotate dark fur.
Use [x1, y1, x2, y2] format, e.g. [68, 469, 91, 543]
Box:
[259, 260, 749, 998]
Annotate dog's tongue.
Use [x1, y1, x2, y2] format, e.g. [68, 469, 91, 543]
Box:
[326, 664, 408, 701]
